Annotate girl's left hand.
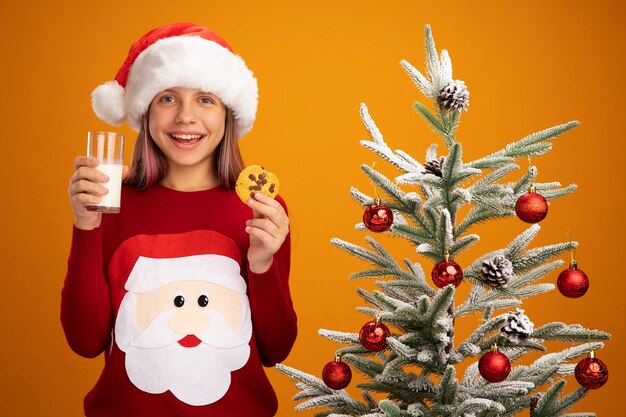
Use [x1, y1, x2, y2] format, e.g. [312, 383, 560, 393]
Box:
[245, 192, 290, 273]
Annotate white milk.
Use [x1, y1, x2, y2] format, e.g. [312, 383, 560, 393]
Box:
[95, 164, 123, 211]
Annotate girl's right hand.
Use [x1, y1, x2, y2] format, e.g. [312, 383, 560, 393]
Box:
[68, 157, 128, 230]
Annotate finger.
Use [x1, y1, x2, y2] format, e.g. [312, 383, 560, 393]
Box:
[248, 195, 287, 225]
[245, 226, 279, 248]
[74, 156, 100, 171]
[72, 192, 103, 207]
[70, 179, 109, 197]
[250, 192, 283, 210]
[249, 203, 289, 231]
[70, 165, 109, 185]
[246, 218, 281, 240]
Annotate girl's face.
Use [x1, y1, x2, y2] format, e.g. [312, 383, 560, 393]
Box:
[149, 87, 226, 171]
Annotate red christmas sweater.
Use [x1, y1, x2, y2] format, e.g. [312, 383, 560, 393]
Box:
[61, 184, 297, 417]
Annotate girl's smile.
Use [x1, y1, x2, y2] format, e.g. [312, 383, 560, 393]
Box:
[168, 131, 206, 148]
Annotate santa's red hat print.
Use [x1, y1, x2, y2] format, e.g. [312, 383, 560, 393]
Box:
[91, 22, 258, 139]
[110, 229, 253, 406]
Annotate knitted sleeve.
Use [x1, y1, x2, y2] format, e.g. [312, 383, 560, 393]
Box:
[246, 196, 297, 367]
[60, 225, 113, 358]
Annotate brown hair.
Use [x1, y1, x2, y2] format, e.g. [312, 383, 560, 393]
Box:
[124, 107, 244, 191]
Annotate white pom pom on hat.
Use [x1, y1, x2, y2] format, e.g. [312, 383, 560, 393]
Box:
[92, 80, 126, 125]
[91, 23, 258, 139]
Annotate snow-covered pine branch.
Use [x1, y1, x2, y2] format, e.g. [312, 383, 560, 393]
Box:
[531, 323, 611, 343]
[529, 342, 604, 380]
[455, 206, 512, 237]
[360, 103, 422, 174]
[455, 314, 508, 361]
[437, 209, 454, 260]
[378, 278, 436, 300]
[400, 58, 435, 99]
[424, 286, 455, 369]
[424, 24, 444, 96]
[318, 329, 360, 344]
[436, 365, 459, 405]
[500, 122, 579, 158]
[455, 287, 522, 317]
[412, 101, 447, 138]
[330, 237, 388, 266]
[453, 398, 506, 417]
[463, 225, 578, 285]
[467, 122, 580, 169]
[342, 353, 384, 379]
[465, 155, 516, 170]
[441, 143, 481, 191]
[508, 259, 564, 289]
[461, 380, 534, 403]
[533, 380, 573, 417]
[276, 364, 336, 395]
[391, 223, 437, 249]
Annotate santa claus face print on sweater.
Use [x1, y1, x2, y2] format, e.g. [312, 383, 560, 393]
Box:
[110, 231, 252, 406]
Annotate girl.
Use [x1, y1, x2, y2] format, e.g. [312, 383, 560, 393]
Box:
[62, 23, 297, 417]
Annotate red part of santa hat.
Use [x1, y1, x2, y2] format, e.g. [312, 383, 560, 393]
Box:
[108, 230, 246, 295]
[91, 22, 258, 138]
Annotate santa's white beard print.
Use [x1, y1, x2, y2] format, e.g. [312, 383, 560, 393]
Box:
[115, 292, 252, 406]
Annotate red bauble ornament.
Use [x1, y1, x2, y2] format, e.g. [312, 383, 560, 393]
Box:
[359, 319, 391, 351]
[363, 198, 394, 232]
[515, 187, 548, 224]
[557, 261, 589, 298]
[478, 350, 511, 383]
[575, 353, 609, 389]
[431, 258, 463, 288]
[322, 356, 352, 390]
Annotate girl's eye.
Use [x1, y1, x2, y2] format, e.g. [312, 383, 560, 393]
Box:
[159, 96, 175, 103]
[199, 97, 214, 104]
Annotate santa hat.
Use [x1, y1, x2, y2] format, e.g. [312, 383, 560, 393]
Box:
[108, 230, 246, 295]
[91, 22, 258, 138]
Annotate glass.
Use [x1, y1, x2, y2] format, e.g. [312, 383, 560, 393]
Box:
[85, 131, 124, 213]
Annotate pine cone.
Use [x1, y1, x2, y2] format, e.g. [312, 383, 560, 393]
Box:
[530, 392, 543, 415]
[480, 255, 513, 288]
[423, 156, 445, 177]
[437, 80, 469, 111]
[501, 308, 534, 342]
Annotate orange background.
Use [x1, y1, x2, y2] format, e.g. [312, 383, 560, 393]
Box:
[1, 1, 624, 416]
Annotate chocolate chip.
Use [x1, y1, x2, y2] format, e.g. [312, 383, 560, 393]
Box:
[248, 185, 256, 190]
[248, 174, 256, 181]
[259, 173, 267, 180]
[250, 192, 255, 198]
[256, 179, 263, 185]
[269, 184, 275, 193]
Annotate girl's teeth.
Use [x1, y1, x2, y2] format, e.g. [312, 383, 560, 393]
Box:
[172, 134, 202, 140]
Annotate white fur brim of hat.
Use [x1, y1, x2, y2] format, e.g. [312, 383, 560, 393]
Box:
[91, 36, 258, 138]
[125, 254, 247, 294]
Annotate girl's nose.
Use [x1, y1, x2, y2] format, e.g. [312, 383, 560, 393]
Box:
[175, 103, 196, 124]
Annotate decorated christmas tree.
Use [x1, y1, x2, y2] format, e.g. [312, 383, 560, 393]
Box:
[277, 25, 611, 417]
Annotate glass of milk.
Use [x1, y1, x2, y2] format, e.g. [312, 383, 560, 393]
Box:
[86, 131, 124, 213]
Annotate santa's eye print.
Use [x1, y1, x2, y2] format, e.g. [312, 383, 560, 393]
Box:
[174, 295, 185, 307]
[198, 295, 209, 307]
